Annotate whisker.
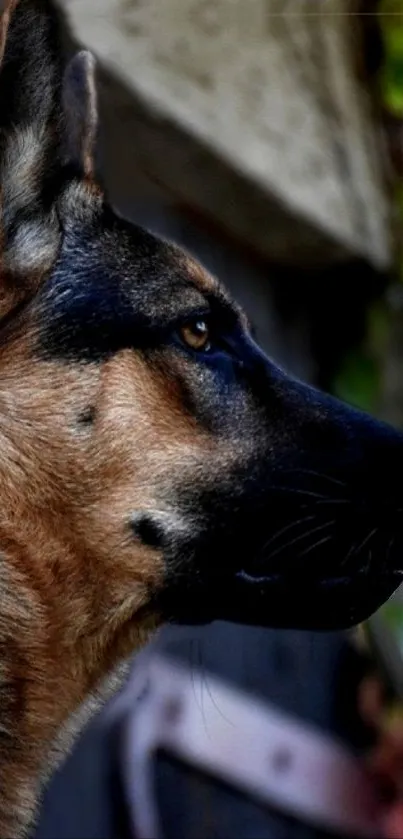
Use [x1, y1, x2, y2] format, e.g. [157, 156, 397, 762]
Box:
[199, 640, 234, 727]
[297, 533, 333, 558]
[269, 486, 330, 501]
[358, 528, 378, 554]
[283, 467, 347, 488]
[380, 535, 398, 576]
[386, 536, 395, 567]
[262, 514, 317, 552]
[196, 638, 211, 741]
[314, 498, 349, 506]
[362, 547, 372, 576]
[343, 542, 357, 568]
[342, 527, 378, 568]
[267, 519, 335, 561]
[190, 638, 209, 739]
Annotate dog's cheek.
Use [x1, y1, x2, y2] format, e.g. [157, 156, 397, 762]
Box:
[161, 347, 261, 444]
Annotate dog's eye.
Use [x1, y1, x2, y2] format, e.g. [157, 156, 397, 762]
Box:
[179, 319, 211, 352]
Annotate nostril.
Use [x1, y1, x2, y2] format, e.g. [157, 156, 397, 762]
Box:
[130, 513, 165, 549]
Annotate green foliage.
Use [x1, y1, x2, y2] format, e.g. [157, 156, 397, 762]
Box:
[380, 0, 403, 116]
[342, 3, 403, 644]
[332, 301, 388, 413]
[368, 299, 390, 351]
[332, 4, 401, 415]
[333, 349, 380, 412]
[380, 600, 403, 637]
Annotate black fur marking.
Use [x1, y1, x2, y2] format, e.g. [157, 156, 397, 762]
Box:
[77, 406, 95, 427]
[130, 513, 165, 550]
[37, 206, 224, 362]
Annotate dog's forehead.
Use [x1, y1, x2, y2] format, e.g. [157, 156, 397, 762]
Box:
[37, 206, 236, 361]
[105, 212, 222, 308]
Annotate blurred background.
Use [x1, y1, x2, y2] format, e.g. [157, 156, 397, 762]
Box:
[32, 1, 403, 837]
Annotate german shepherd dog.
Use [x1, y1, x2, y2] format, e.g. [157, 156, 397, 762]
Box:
[1, 0, 403, 835]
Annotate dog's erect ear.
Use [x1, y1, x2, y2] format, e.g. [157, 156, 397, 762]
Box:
[0, 0, 65, 319]
[0, 0, 101, 321]
[63, 50, 98, 181]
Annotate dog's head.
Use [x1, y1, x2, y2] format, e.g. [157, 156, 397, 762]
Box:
[0, 0, 402, 657]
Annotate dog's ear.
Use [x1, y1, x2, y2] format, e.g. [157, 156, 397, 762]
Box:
[62, 50, 98, 181]
[0, 0, 101, 321]
[0, 0, 65, 318]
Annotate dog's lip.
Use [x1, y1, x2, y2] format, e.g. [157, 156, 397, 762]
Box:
[228, 567, 403, 630]
[235, 568, 403, 587]
[160, 560, 403, 629]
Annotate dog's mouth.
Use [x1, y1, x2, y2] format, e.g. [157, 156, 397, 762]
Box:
[154, 482, 403, 632]
[158, 560, 403, 633]
[147, 403, 403, 633]
[222, 491, 403, 630]
[225, 567, 403, 630]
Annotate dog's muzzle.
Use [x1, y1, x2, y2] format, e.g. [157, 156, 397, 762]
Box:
[152, 372, 403, 632]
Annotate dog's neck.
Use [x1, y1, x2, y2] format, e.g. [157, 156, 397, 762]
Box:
[0, 419, 157, 836]
[0, 527, 155, 836]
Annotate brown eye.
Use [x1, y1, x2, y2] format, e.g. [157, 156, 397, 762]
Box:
[179, 319, 211, 352]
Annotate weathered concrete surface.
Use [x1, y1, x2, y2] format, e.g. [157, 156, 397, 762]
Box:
[57, 0, 392, 269]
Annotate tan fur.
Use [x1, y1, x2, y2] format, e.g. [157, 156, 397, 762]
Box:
[181, 251, 251, 331]
[0, 315, 221, 836]
[181, 252, 219, 294]
[0, 6, 399, 837]
[0, 2, 243, 834]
